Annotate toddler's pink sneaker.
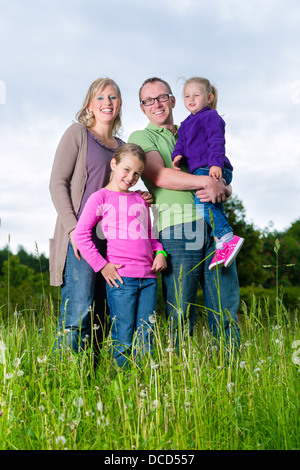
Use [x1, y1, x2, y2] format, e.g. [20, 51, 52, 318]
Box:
[224, 236, 244, 267]
[209, 248, 226, 271]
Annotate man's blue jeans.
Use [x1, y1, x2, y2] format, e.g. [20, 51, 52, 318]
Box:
[159, 219, 240, 349]
[193, 166, 233, 239]
[106, 277, 158, 368]
[55, 242, 107, 352]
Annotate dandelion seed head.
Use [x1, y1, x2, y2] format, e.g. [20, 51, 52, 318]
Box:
[37, 355, 47, 364]
[55, 435, 66, 446]
[150, 360, 159, 369]
[97, 401, 103, 413]
[73, 397, 84, 408]
[5, 373, 14, 380]
[152, 399, 160, 409]
[13, 358, 21, 367]
[227, 382, 235, 393]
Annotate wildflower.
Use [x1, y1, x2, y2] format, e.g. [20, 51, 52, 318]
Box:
[86, 410, 94, 417]
[165, 347, 174, 353]
[97, 401, 104, 413]
[257, 360, 266, 366]
[239, 361, 247, 368]
[37, 355, 47, 364]
[254, 367, 261, 374]
[93, 324, 100, 331]
[55, 435, 66, 447]
[5, 373, 14, 380]
[148, 313, 156, 324]
[0, 341, 7, 364]
[39, 406, 45, 412]
[13, 358, 21, 367]
[17, 370, 24, 377]
[13, 311, 22, 318]
[150, 360, 159, 370]
[152, 400, 160, 409]
[73, 396, 84, 408]
[227, 382, 235, 393]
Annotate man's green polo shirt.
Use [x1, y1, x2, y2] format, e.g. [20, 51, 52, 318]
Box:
[128, 122, 200, 233]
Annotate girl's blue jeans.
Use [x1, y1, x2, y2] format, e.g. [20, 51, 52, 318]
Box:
[106, 277, 158, 369]
[193, 166, 233, 239]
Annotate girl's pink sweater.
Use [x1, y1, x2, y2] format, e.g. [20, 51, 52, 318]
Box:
[73, 188, 164, 278]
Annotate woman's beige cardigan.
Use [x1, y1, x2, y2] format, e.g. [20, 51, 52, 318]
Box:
[49, 122, 88, 286]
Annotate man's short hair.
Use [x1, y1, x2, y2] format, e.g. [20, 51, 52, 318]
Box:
[138, 77, 173, 102]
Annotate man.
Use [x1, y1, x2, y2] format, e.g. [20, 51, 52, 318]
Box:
[128, 77, 240, 350]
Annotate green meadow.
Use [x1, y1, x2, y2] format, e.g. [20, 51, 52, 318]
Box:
[0, 262, 299, 450]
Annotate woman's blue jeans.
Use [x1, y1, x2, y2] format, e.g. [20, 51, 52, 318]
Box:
[55, 242, 107, 352]
[193, 166, 233, 239]
[106, 277, 158, 369]
[159, 219, 240, 350]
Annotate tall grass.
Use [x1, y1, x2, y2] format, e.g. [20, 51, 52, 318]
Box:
[0, 297, 299, 450]
[0, 240, 299, 450]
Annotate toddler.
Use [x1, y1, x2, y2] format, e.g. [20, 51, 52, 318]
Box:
[172, 77, 244, 270]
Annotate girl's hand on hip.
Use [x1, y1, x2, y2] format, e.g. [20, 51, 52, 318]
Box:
[101, 263, 123, 287]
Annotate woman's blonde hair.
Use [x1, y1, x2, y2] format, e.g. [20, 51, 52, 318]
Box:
[184, 77, 218, 110]
[76, 78, 122, 134]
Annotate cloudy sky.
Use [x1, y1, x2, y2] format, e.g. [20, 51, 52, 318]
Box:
[1, 0, 300, 255]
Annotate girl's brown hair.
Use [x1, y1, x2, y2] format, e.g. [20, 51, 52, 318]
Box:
[109, 143, 146, 181]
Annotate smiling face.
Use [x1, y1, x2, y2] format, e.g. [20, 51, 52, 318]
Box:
[140, 81, 175, 129]
[109, 153, 145, 192]
[184, 82, 213, 115]
[88, 84, 122, 127]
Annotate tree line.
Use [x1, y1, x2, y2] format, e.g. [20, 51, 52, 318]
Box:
[0, 196, 298, 313]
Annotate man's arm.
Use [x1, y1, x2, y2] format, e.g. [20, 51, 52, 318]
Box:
[143, 150, 228, 203]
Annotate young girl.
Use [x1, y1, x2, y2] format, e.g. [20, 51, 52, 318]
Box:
[172, 77, 244, 271]
[73, 143, 167, 368]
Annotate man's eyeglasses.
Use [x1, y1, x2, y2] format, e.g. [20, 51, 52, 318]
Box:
[140, 94, 172, 106]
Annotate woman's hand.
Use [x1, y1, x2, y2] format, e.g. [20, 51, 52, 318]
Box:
[69, 229, 81, 260]
[101, 263, 123, 287]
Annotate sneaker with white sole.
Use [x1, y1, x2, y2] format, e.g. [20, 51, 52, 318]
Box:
[209, 248, 226, 271]
[224, 236, 244, 267]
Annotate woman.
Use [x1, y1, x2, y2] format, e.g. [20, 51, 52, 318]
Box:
[49, 78, 125, 353]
